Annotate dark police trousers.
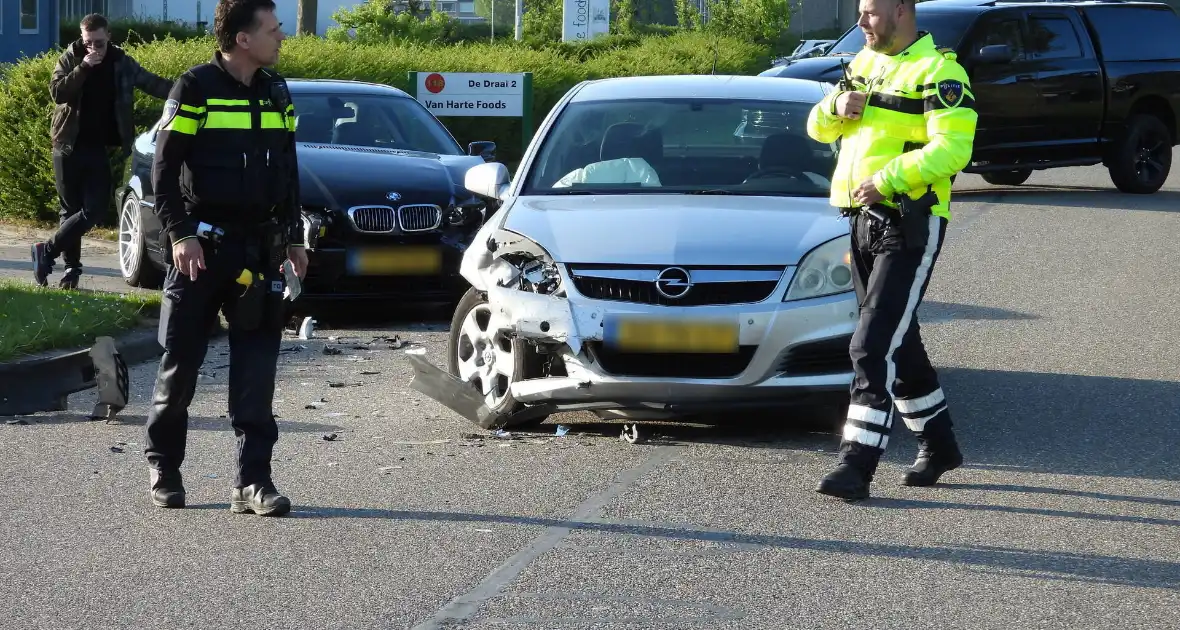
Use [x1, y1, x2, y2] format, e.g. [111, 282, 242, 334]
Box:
[839, 207, 953, 471]
[143, 232, 286, 488]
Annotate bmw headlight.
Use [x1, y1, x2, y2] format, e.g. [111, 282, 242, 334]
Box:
[784, 235, 854, 301]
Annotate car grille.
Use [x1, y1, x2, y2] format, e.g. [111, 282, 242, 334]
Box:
[348, 206, 396, 233]
[398, 204, 443, 232]
[776, 335, 853, 376]
[587, 342, 757, 379]
[568, 265, 783, 306]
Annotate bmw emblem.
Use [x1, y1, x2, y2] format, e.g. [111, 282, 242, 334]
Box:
[386, 191, 402, 201]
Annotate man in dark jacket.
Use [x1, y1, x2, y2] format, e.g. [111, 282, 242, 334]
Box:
[31, 13, 173, 289]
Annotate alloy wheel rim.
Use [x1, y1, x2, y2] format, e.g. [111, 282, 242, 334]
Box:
[1135, 132, 1168, 184]
[118, 197, 140, 277]
[455, 303, 516, 409]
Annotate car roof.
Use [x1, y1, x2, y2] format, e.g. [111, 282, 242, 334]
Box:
[286, 78, 413, 99]
[917, 0, 1162, 10]
[568, 74, 828, 103]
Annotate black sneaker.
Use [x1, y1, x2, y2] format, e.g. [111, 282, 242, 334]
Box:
[59, 268, 82, 290]
[150, 468, 186, 508]
[31, 242, 52, 287]
[231, 483, 292, 517]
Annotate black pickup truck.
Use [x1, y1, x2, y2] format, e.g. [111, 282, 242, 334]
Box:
[762, 0, 1180, 194]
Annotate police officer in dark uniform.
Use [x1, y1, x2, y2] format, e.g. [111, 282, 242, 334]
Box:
[144, 0, 306, 516]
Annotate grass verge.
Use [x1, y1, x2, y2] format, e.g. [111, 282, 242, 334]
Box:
[0, 280, 160, 362]
[0, 217, 118, 241]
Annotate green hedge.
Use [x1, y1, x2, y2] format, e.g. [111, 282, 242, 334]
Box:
[59, 16, 205, 48]
[0, 32, 771, 224]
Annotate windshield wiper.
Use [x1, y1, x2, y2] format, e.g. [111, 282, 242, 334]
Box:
[687, 189, 740, 195]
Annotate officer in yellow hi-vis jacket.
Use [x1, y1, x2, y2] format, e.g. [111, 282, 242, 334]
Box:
[807, 0, 977, 501]
[144, 0, 306, 517]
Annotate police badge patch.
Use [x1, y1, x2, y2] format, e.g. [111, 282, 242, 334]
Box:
[159, 98, 179, 129]
[936, 79, 964, 109]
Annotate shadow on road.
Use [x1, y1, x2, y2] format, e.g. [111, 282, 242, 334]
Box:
[174, 504, 1180, 590]
[11, 413, 347, 433]
[920, 300, 1039, 322]
[954, 186, 1180, 213]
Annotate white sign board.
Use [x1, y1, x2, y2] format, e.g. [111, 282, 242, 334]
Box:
[415, 72, 525, 117]
[562, 0, 610, 42]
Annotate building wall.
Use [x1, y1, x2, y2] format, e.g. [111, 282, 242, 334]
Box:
[786, 0, 857, 38]
[123, 0, 483, 36]
[0, 0, 61, 64]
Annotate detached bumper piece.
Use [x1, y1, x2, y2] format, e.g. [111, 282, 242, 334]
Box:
[406, 352, 554, 429]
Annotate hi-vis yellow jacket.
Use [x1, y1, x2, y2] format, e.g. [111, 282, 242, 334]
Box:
[806, 32, 977, 220]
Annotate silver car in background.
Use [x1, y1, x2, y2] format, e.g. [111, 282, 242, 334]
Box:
[408, 74, 860, 430]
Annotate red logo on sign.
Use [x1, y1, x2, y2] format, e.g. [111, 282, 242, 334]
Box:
[425, 73, 446, 94]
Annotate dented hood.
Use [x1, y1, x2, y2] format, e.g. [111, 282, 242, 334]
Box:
[500, 194, 848, 267]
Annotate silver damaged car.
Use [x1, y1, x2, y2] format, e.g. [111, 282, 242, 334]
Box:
[407, 74, 860, 430]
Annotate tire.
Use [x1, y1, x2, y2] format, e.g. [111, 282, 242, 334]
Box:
[446, 287, 550, 429]
[1107, 113, 1172, 194]
[118, 191, 164, 289]
[981, 169, 1032, 186]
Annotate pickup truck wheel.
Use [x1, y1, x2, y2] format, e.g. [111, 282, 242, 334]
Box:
[981, 170, 1031, 186]
[1108, 114, 1172, 194]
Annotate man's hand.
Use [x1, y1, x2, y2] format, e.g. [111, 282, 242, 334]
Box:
[835, 91, 867, 120]
[82, 50, 105, 67]
[285, 245, 308, 279]
[172, 239, 205, 280]
[853, 178, 886, 207]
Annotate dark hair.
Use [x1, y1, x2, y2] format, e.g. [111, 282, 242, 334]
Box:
[214, 0, 277, 53]
[80, 13, 108, 31]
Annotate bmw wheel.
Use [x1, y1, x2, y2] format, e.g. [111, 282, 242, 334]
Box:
[118, 191, 164, 289]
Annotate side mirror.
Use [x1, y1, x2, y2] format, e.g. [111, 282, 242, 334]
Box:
[468, 141, 497, 162]
[464, 162, 511, 201]
[975, 44, 1014, 64]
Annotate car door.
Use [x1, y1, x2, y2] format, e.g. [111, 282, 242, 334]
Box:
[959, 10, 1044, 164]
[1023, 9, 1105, 161]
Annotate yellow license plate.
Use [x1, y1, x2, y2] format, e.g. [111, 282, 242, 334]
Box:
[347, 246, 443, 275]
[606, 317, 740, 353]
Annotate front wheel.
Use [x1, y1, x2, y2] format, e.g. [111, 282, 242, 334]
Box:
[118, 191, 164, 289]
[981, 169, 1032, 186]
[446, 287, 550, 429]
[1108, 113, 1172, 194]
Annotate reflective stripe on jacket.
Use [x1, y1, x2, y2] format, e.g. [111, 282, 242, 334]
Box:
[806, 32, 977, 220]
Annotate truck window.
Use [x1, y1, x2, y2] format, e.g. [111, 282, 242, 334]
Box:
[966, 17, 1025, 60]
[1082, 5, 1180, 62]
[1026, 15, 1083, 60]
[827, 10, 977, 54]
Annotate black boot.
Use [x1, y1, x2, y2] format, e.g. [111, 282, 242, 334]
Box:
[150, 468, 185, 508]
[817, 441, 882, 502]
[902, 415, 962, 487]
[231, 483, 291, 517]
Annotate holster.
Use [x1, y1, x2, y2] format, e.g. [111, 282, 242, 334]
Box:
[233, 220, 288, 332]
[895, 186, 937, 251]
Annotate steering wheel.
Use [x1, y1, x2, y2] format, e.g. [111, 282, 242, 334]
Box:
[743, 167, 809, 184]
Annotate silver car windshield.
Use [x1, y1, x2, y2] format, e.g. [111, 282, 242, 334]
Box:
[292, 93, 463, 156]
[522, 97, 837, 197]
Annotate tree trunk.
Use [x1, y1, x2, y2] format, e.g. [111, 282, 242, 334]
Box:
[297, 0, 318, 35]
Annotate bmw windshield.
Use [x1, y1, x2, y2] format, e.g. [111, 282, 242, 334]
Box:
[292, 93, 463, 156]
[522, 98, 837, 197]
[827, 10, 977, 55]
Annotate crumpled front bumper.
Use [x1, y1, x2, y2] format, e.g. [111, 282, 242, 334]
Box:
[408, 282, 858, 426]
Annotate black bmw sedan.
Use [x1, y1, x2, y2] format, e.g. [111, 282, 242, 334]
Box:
[114, 78, 497, 306]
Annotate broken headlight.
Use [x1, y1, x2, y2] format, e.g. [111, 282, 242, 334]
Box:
[485, 230, 563, 295]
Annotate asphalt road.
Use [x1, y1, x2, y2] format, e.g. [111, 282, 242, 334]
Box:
[2, 161, 1179, 629]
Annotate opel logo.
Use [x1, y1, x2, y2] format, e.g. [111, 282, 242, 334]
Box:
[386, 191, 402, 201]
[655, 267, 692, 299]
